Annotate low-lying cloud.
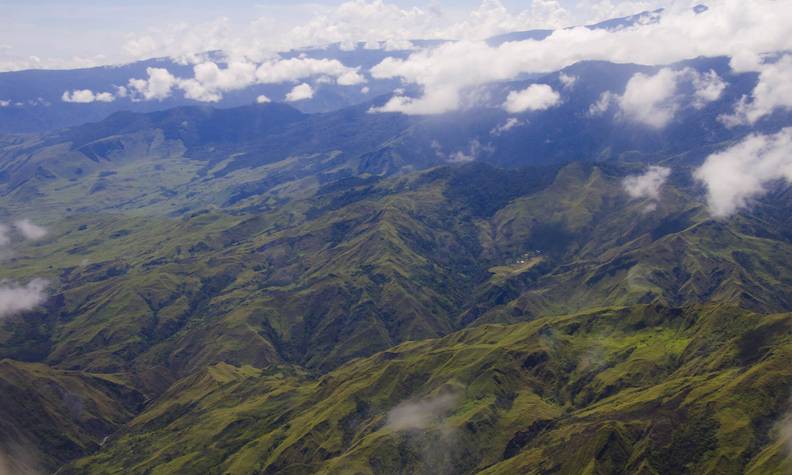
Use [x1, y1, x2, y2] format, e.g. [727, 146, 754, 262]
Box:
[121, 57, 365, 103]
[623, 166, 671, 204]
[720, 54, 792, 127]
[694, 127, 792, 217]
[491, 117, 524, 135]
[62, 89, 115, 104]
[285, 83, 314, 102]
[0, 219, 47, 247]
[385, 392, 458, 431]
[128, 67, 179, 101]
[503, 84, 560, 114]
[618, 69, 681, 128]
[613, 67, 725, 128]
[14, 219, 47, 241]
[0, 278, 49, 320]
[0, 224, 10, 247]
[370, 1, 786, 115]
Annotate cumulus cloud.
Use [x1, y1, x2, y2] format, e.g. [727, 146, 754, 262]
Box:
[180, 60, 257, 102]
[123, 17, 234, 64]
[589, 91, 615, 116]
[370, 1, 790, 115]
[337, 69, 366, 86]
[617, 69, 681, 128]
[287, 1, 438, 52]
[285, 83, 314, 102]
[691, 69, 726, 109]
[503, 84, 561, 114]
[558, 72, 577, 89]
[256, 95, 271, 104]
[14, 219, 47, 240]
[491, 117, 524, 135]
[385, 392, 458, 431]
[108, 0, 683, 70]
[614, 67, 726, 127]
[623, 166, 671, 202]
[0, 99, 10, 107]
[448, 139, 491, 163]
[441, 0, 571, 40]
[0, 278, 48, 320]
[61, 89, 115, 103]
[128, 67, 178, 101]
[720, 54, 792, 126]
[256, 57, 364, 85]
[121, 57, 364, 103]
[694, 128, 792, 217]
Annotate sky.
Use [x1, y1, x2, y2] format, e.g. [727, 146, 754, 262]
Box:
[1, 0, 670, 71]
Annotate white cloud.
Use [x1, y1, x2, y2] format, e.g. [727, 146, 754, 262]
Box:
[691, 69, 726, 109]
[720, 54, 792, 127]
[559, 72, 577, 89]
[491, 117, 524, 135]
[176, 60, 257, 102]
[287, 1, 438, 51]
[287, 0, 572, 49]
[361, 86, 370, 94]
[370, 1, 791, 115]
[61, 89, 115, 103]
[256, 95, 271, 104]
[0, 278, 48, 320]
[503, 83, 560, 113]
[385, 393, 458, 431]
[0, 48, 108, 73]
[441, 0, 571, 40]
[0, 99, 9, 107]
[0, 224, 10, 246]
[192, 61, 256, 98]
[122, 57, 365, 103]
[285, 83, 314, 102]
[617, 68, 681, 128]
[448, 139, 490, 163]
[14, 219, 47, 240]
[95, 92, 115, 102]
[694, 128, 792, 217]
[623, 166, 671, 201]
[123, 17, 234, 64]
[383, 39, 414, 51]
[128, 67, 178, 101]
[430, 139, 492, 162]
[337, 69, 366, 86]
[615, 67, 726, 127]
[589, 91, 615, 116]
[256, 57, 364, 85]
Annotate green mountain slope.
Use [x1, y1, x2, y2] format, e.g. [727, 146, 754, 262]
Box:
[0, 360, 144, 474]
[63, 304, 792, 474]
[1, 111, 791, 473]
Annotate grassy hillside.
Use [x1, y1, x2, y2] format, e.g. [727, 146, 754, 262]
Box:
[63, 304, 792, 474]
[1, 109, 791, 473]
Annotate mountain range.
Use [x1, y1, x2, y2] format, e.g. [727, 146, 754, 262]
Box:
[1, 5, 792, 475]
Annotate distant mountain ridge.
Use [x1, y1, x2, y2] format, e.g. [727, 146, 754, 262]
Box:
[0, 6, 711, 134]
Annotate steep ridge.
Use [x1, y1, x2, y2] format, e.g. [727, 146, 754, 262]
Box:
[1, 156, 791, 472]
[64, 304, 792, 474]
[1, 49, 791, 472]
